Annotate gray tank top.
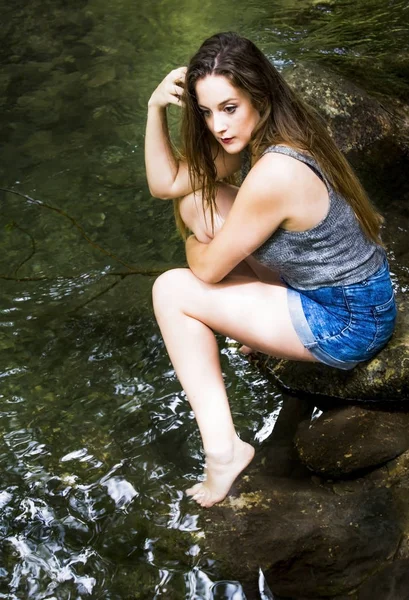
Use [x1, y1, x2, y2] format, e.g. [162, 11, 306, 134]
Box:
[248, 145, 385, 290]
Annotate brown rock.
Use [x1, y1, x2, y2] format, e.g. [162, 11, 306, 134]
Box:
[207, 473, 401, 599]
[295, 405, 409, 477]
[357, 559, 409, 600]
[284, 63, 406, 152]
[253, 292, 409, 403]
[203, 404, 409, 599]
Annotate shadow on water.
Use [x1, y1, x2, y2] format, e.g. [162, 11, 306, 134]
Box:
[0, 0, 408, 597]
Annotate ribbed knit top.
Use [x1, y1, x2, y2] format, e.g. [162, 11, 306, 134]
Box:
[248, 145, 385, 290]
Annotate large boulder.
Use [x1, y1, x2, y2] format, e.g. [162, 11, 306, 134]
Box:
[204, 403, 409, 599]
[283, 63, 409, 152]
[250, 291, 409, 402]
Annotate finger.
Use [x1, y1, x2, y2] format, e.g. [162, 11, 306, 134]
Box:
[170, 67, 187, 81]
[173, 81, 185, 97]
[167, 95, 185, 108]
[175, 71, 186, 83]
[173, 84, 184, 96]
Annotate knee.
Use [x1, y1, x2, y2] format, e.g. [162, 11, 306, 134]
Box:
[152, 268, 192, 315]
[178, 183, 238, 242]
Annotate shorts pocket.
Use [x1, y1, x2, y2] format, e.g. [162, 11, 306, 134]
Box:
[367, 294, 397, 353]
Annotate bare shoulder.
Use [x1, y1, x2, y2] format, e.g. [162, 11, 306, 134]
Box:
[253, 150, 309, 179]
[242, 148, 329, 232]
[240, 151, 301, 198]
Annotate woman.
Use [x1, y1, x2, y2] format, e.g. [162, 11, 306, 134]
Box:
[145, 32, 397, 508]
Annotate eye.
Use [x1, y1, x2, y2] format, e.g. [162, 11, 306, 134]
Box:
[224, 105, 237, 114]
[200, 109, 211, 118]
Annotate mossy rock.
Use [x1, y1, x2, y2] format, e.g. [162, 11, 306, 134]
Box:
[283, 63, 409, 152]
[253, 292, 409, 402]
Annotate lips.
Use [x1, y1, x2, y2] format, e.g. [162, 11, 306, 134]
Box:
[220, 137, 234, 144]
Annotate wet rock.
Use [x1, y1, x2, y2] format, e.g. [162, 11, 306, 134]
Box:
[204, 395, 409, 599]
[87, 65, 116, 88]
[26, 34, 63, 59]
[346, 139, 409, 292]
[206, 473, 402, 599]
[22, 130, 54, 159]
[0, 73, 10, 96]
[5, 62, 54, 101]
[59, 71, 86, 99]
[16, 89, 61, 126]
[88, 144, 138, 189]
[203, 440, 409, 599]
[252, 291, 409, 402]
[295, 405, 409, 477]
[357, 559, 409, 600]
[283, 63, 408, 152]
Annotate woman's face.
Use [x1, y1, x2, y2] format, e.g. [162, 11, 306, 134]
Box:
[195, 74, 260, 154]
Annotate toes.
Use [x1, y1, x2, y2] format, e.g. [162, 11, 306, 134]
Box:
[186, 484, 211, 506]
[186, 483, 202, 497]
[193, 490, 206, 503]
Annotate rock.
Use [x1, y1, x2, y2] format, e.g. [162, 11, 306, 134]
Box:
[26, 34, 62, 59]
[86, 212, 106, 228]
[16, 89, 62, 126]
[22, 130, 54, 158]
[87, 144, 138, 189]
[87, 65, 116, 88]
[203, 394, 409, 599]
[0, 73, 10, 96]
[206, 472, 402, 599]
[283, 63, 407, 152]
[295, 405, 409, 477]
[357, 559, 409, 600]
[203, 438, 409, 599]
[346, 139, 409, 290]
[251, 291, 409, 402]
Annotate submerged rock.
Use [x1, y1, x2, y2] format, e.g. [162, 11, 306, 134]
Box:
[16, 89, 62, 126]
[87, 65, 116, 88]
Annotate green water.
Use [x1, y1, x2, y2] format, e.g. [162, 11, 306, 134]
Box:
[0, 0, 408, 597]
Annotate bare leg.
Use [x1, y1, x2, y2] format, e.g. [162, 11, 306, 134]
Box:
[153, 186, 316, 507]
[177, 186, 280, 357]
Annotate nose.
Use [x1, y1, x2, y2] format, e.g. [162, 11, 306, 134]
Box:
[212, 112, 227, 134]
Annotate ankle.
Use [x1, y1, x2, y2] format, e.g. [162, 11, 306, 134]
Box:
[204, 446, 234, 464]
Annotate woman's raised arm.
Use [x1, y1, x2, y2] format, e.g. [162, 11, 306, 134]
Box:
[145, 67, 190, 199]
[145, 68, 241, 200]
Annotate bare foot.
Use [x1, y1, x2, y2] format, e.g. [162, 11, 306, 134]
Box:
[186, 437, 255, 508]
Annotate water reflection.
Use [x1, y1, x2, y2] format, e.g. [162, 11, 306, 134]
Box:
[0, 297, 282, 597]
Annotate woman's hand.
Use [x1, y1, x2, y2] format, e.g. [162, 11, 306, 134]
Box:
[148, 67, 187, 109]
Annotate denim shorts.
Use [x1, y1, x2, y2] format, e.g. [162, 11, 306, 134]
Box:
[286, 259, 397, 370]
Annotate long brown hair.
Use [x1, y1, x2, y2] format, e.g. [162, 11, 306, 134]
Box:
[178, 31, 383, 243]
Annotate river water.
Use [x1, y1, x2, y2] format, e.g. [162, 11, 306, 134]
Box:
[0, 0, 408, 598]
